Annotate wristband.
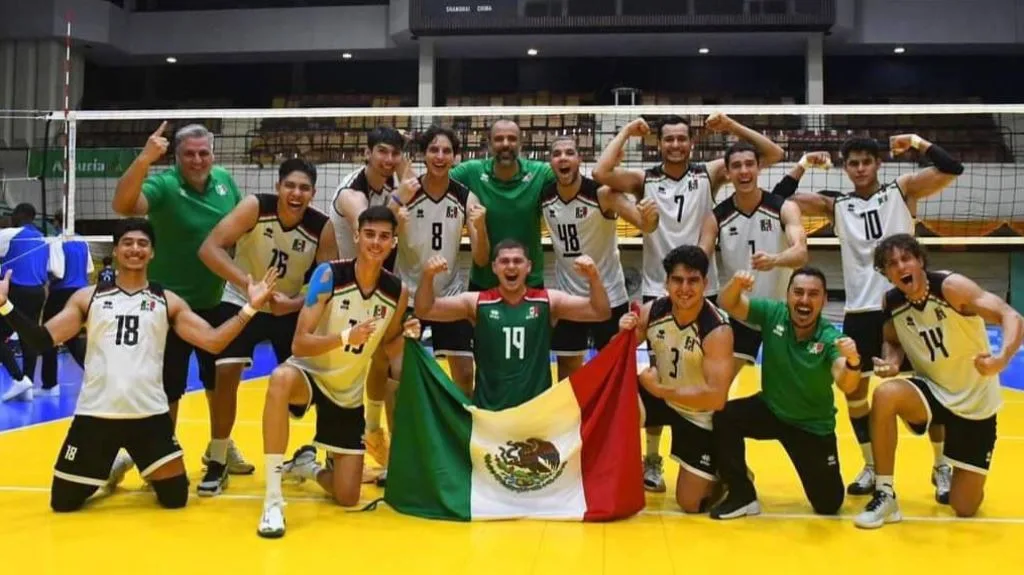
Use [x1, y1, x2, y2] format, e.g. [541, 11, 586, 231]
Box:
[0, 300, 12, 316]
[846, 358, 861, 370]
[240, 304, 256, 318]
[910, 135, 924, 150]
[340, 328, 351, 347]
[798, 155, 813, 169]
[390, 192, 404, 207]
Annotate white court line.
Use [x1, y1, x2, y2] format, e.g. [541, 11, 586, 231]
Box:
[0, 484, 1022, 525]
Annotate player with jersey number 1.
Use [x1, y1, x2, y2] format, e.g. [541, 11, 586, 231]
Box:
[543, 135, 658, 380]
[196, 158, 338, 496]
[0, 218, 277, 513]
[393, 126, 490, 395]
[853, 235, 1023, 528]
[792, 134, 965, 501]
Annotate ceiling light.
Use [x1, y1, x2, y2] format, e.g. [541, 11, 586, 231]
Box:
[165, 56, 177, 63]
[698, 47, 710, 55]
[527, 48, 538, 56]
[893, 46, 905, 54]
[342, 52, 353, 59]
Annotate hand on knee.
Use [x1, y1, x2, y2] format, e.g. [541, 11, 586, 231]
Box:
[152, 474, 189, 509]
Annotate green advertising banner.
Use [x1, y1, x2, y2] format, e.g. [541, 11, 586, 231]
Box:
[27, 148, 140, 179]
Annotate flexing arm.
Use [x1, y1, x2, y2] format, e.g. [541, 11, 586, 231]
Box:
[698, 211, 718, 261]
[942, 273, 1024, 375]
[592, 119, 647, 195]
[467, 193, 490, 267]
[892, 134, 964, 201]
[705, 113, 786, 190]
[0, 275, 90, 352]
[754, 200, 808, 270]
[112, 121, 169, 215]
[198, 195, 261, 292]
[414, 255, 478, 323]
[831, 336, 862, 395]
[718, 271, 754, 323]
[335, 188, 369, 241]
[790, 192, 835, 220]
[599, 185, 658, 233]
[550, 256, 611, 323]
[167, 269, 276, 354]
[646, 326, 735, 411]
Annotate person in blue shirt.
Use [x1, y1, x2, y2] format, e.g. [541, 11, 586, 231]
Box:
[38, 236, 94, 396]
[0, 203, 60, 401]
[98, 256, 115, 285]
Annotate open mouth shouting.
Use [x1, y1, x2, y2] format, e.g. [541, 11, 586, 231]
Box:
[794, 304, 814, 321]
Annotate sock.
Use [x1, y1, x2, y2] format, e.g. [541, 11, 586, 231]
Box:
[645, 429, 662, 458]
[265, 454, 284, 504]
[209, 438, 229, 465]
[365, 400, 384, 432]
[859, 443, 875, 467]
[876, 475, 894, 496]
[932, 442, 945, 468]
[295, 460, 324, 482]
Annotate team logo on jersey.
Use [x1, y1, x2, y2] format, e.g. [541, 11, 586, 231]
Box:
[140, 299, 157, 312]
[292, 238, 307, 252]
[727, 227, 738, 236]
[446, 206, 459, 219]
[483, 438, 566, 493]
[548, 208, 557, 218]
[760, 220, 774, 232]
[339, 299, 350, 310]
[102, 300, 113, 309]
[489, 309, 500, 319]
[263, 227, 274, 239]
[773, 324, 785, 336]
[808, 342, 824, 354]
[527, 305, 539, 319]
[905, 316, 915, 327]
[416, 208, 425, 218]
[934, 308, 946, 321]
[216, 183, 227, 196]
[575, 206, 588, 219]
[684, 336, 697, 352]
[656, 329, 665, 340]
[372, 304, 388, 320]
[688, 179, 699, 191]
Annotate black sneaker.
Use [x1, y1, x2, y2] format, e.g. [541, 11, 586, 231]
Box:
[709, 492, 761, 520]
[197, 461, 228, 497]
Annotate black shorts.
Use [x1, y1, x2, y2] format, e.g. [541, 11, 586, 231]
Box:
[638, 388, 715, 479]
[552, 302, 631, 356]
[905, 377, 998, 474]
[843, 310, 911, 374]
[163, 306, 220, 402]
[53, 413, 182, 486]
[213, 302, 297, 376]
[289, 369, 367, 455]
[730, 318, 762, 364]
[424, 319, 473, 357]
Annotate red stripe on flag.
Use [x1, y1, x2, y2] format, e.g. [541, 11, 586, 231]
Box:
[569, 329, 645, 521]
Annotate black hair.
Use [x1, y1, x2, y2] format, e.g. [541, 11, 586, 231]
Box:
[366, 126, 405, 152]
[839, 137, 883, 161]
[724, 141, 760, 167]
[418, 125, 462, 155]
[492, 238, 527, 260]
[102, 256, 112, 266]
[357, 205, 397, 230]
[873, 233, 928, 273]
[662, 245, 708, 278]
[12, 203, 35, 224]
[657, 115, 690, 139]
[278, 158, 317, 185]
[113, 217, 156, 247]
[787, 266, 827, 292]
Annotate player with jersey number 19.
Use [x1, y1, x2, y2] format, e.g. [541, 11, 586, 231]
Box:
[853, 235, 1023, 529]
[791, 134, 965, 501]
[196, 158, 337, 496]
[257, 206, 419, 539]
[415, 240, 611, 411]
[0, 218, 277, 513]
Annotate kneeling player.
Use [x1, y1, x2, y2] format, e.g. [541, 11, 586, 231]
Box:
[257, 206, 416, 538]
[618, 245, 734, 513]
[0, 218, 276, 512]
[854, 235, 1023, 528]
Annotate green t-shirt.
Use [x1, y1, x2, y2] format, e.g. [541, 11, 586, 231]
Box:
[142, 165, 241, 309]
[450, 158, 554, 289]
[746, 298, 842, 436]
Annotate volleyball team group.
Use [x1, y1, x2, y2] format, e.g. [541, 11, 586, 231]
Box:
[0, 111, 1019, 538]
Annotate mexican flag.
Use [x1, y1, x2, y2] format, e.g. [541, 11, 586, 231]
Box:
[385, 330, 644, 522]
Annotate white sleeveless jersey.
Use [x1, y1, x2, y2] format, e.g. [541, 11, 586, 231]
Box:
[541, 177, 629, 307]
[885, 272, 1003, 420]
[395, 177, 468, 297]
[331, 168, 394, 259]
[223, 194, 328, 310]
[641, 164, 719, 298]
[77, 284, 170, 418]
[645, 297, 729, 429]
[833, 181, 914, 312]
[715, 191, 791, 327]
[286, 260, 402, 408]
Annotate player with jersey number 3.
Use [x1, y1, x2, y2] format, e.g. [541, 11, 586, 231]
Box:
[0, 218, 277, 513]
[792, 133, 965, 501]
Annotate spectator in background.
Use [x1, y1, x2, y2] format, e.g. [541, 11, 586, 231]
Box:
[98, 256, 115, 285]
[0, 203, 60, 401]
[38, 234, 93, 397]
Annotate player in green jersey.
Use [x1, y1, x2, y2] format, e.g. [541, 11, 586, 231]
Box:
[414, 239, 610, 410]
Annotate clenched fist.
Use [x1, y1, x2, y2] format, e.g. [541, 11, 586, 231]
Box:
[572, 255, 599, 279]
[731, 270, 756, 291]
[423, 255, 449, 278]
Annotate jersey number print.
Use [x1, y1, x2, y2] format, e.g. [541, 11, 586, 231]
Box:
[115, 314, 140, 346]
[556, 224, 581, 256]
[919, 326, 950, 362]
[860, 209, 883, 240]
[269, 248, 290, 277]
[503, 326, 525, 360]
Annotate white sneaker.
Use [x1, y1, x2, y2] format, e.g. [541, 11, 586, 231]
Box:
[257, 500, 286, 539]
[932, 464, 952, 504]
[854, 490, 903, 529]
[202, 439, 256, 475]
[643, 454, 666, 492]
[36, 386, 60, 397]
[106, 451, 135, 490]
[846, 465, 876, 496]
[2, 377, 33, 402]
[281, 445, 320, 483]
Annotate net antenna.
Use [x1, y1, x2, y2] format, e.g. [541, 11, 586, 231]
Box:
[61, 10, 73, 238]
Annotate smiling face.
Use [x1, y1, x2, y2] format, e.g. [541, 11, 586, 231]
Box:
[492, 246, 531, 293]
[658, 122, 692, 166]
[726, 150, 760, 195]
[665, 264, 706, 313]
[489, 120, 521, 168]
[880, 246, 928, 300]
[275, 170, 315, 220]
[113, 230, 154, 272]
[424, 133, 455, 179]
[367, 142, 401, 179]
[787, 273, 826, 330]
[176, 136, 214, 189]
[355, 220, 396, 266]
[549, 138, 580, 186]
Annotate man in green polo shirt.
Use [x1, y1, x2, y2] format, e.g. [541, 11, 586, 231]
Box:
[710, 267, 862, 520]
[450, 119, 554, 290]
[112, 121, 251, 474]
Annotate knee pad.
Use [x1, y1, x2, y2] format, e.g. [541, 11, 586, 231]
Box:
[50, 478, 96, 513]
[152, 474, 190, 509]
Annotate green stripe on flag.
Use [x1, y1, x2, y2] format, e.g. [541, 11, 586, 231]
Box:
[385, 338, 474, 520]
